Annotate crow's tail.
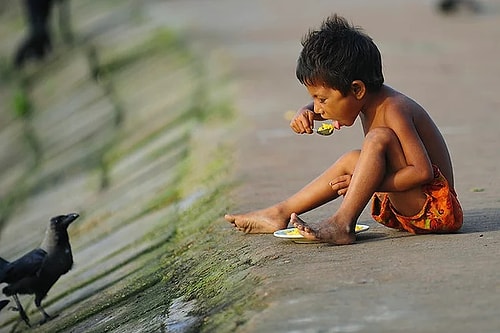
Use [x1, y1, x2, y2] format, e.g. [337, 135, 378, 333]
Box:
[0, 299, 9, 312]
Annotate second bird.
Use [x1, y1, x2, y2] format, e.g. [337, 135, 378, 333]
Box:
[0, 213, 79, 327]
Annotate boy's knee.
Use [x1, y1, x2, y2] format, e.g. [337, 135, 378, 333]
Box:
[364, 127, 397, 147]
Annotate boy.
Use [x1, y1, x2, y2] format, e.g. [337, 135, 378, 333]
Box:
[224, 14, 463, 245]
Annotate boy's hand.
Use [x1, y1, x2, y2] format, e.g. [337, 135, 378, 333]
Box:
[290, 107, 315, 134]
[329, 175, 351, 196]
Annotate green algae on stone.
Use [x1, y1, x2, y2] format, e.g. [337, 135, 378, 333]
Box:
[0, 4, 262, 332]
[12, 87, 32, 118]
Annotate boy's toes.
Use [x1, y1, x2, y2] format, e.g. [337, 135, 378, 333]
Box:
[224, 214, 239, 228]
[293, 221, 308, 232]
[290, 213, 302, 225]
[290, 213, 318, 239]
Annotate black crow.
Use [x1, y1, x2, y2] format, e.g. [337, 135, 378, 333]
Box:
[0, 213, 79, 327]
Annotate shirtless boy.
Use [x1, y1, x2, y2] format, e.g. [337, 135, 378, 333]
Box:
[224, 14, 463, 245]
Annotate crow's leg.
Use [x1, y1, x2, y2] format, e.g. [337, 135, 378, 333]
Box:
[36, 303, 51, 324]
[12, 295, 31, 327]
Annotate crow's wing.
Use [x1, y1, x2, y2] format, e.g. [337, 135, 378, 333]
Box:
[2, 248, 47, 284]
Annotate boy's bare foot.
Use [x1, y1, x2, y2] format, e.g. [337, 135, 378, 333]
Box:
[224, 207, 289, 234]
[291, 213, 356, 245]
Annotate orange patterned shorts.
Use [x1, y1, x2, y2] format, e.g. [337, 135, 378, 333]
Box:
[371, 165, 463, 234]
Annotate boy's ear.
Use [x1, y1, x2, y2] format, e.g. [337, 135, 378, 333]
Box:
[351, 80, 366, 100]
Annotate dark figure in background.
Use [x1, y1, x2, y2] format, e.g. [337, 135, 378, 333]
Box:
[437, 0, 482, 13]
[0, 213, 79, 327]
[14, 0, 72, 69]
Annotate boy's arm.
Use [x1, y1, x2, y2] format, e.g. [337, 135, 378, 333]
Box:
[376, 107, 434, 192]
[290, 102, 325, 134]
[302, 102, 326, 121]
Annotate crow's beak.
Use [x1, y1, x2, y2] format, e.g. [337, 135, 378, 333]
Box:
[64, 213, 79, 226]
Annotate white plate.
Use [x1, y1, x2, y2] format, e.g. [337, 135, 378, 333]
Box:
[273, 224, 369, 243]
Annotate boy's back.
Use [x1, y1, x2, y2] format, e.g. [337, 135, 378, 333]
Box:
[364, 85, 455, 189]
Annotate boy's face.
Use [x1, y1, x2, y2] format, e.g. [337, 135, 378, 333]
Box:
[306, 84, 361, 128]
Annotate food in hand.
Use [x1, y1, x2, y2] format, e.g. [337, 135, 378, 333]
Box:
[317, 123, 334, 136]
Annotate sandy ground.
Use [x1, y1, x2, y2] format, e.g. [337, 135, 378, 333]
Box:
[152, 0, 500, 332]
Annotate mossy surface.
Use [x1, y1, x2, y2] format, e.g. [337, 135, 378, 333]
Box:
[0, 3, 263, 332]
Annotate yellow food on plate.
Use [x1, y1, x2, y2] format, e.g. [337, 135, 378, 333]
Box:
[317, 123, 334, 136]
[285, 228, 301, 236]
[286, 225, 367, 236]
[355, 225, 365, 232]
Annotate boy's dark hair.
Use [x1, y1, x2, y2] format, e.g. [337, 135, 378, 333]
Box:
[296, 14, 384, 95]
